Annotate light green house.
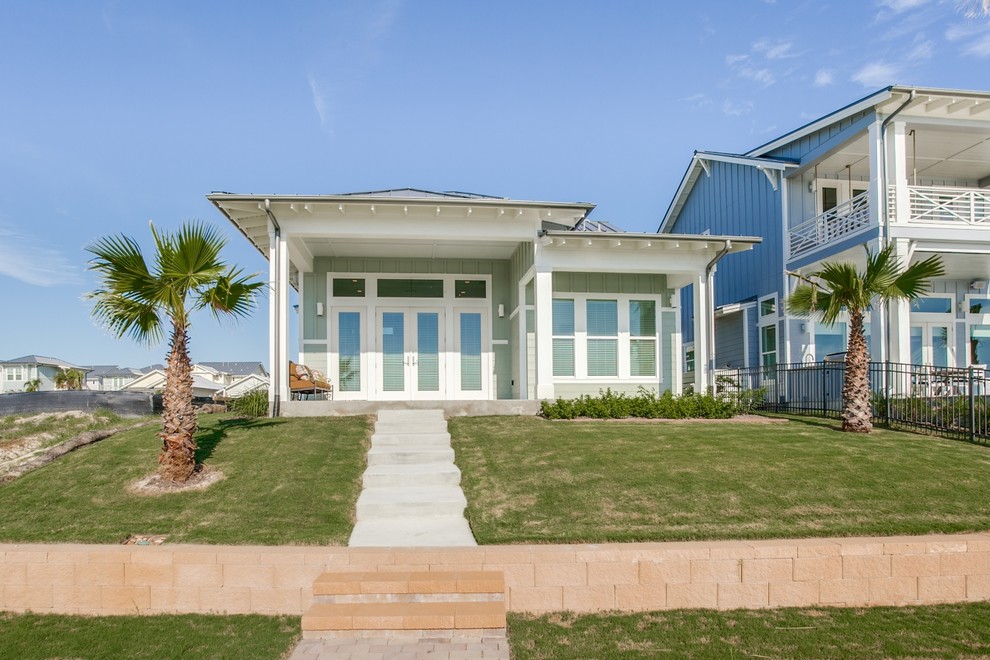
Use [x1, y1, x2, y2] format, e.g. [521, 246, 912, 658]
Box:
[209, 189, 759, 412]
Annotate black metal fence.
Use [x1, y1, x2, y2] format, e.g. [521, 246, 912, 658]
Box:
[0, 391, 156, 417]
[714, 361, 990, 444]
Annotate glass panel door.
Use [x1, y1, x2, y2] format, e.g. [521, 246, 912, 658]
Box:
[413, 310, 443, 398]
[911, 323, 954, 367]
[377, 308, 445, 400]
[381, 312, 406, 394]
[456, 310, 488, 398]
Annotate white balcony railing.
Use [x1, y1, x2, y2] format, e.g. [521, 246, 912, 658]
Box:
[789, 191, 871, 260]
[889, 185, 990, 226]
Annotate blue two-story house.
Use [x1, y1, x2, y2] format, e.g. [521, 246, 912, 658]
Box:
[661, 85, 990, 384]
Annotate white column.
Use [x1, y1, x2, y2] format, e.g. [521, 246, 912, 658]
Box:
[268, 229, 290, 408]
[517, 274, 531, 399]
[888, 121, 911, 226]
[867, 120, 884, 231]
[534, 268, 555, 399]
[888, 237, 913, 364]
[693, 273, 711, 392]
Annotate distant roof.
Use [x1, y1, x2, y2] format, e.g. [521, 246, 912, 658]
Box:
[334, 188, 504, 200]
[83, 365, 120, 377]
[571, 218, 622, 233]
[198, 361, 267, 376]
[1, 355, 88, 371]
[140, 364, 165, 373]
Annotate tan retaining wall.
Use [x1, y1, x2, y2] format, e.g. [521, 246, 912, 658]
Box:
[2, 534, 990, 616]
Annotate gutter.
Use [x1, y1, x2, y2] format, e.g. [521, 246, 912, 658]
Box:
[703, 240, 733, 387]
[264, 199, 281, 418]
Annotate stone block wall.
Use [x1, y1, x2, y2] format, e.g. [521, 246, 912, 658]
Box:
[2, 534, 989, 616]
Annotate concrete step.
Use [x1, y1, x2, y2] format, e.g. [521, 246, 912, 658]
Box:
[362, 463, 461, 488]
[373, 421, 449, 435]
[366, 447, 455, 466]
[313, 571, 504, 599]
[376, 409, 445, 423]
[356, 486, 466, 519]
[371, 432, 451, 448]
[301, 600, 505, 637]
[348, 516, 477, 547]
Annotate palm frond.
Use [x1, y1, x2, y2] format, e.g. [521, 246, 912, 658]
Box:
[91, 292, 164, 344]
[196, 268, 265, 321]
[891, 254, 945, 299]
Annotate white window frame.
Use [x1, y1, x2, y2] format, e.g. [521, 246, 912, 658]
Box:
[551, 298, 576, 378]
[963, 294, 990, 367]
[6, 366, 23, 381]
[683, 343, 695, 373]
[550, 293, 666, 383]
[758, 294, 778, 367]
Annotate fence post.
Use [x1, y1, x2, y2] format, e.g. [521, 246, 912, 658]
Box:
[884, 362, 891, 428]
[969, 366, 976, 444]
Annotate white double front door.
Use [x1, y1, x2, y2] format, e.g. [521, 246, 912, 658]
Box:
[331, 306, 490, 400]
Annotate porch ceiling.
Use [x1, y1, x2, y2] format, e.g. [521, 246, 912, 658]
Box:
[793, 244, 990, 281]
[808, 124, 990, 184]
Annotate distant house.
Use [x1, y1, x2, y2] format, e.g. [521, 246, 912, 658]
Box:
[660, 85, 990, 380]
[83, 365, 144, 391]
[216, 373, 270, 399]
[0, 355, 91, 393]
[123, 361, 268, 398]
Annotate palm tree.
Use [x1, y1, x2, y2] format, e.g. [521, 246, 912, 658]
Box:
[24, 379, 42, 393]
[54, 368, 84, 390]
[787, 245, 944, 433]
[87, 222, 263, 482]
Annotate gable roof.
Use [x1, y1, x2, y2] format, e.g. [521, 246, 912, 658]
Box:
[658, 151, 797, 233]
[0, 355, 88, 371]
[198, 361, 267, 377]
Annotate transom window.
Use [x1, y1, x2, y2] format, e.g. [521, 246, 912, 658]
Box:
[911, 295, 953, 314]
[760, 297, 776, 317]
[377, 279, 444, 298]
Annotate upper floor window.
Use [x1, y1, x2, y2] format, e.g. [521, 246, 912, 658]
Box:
[760, 296, 776, 318]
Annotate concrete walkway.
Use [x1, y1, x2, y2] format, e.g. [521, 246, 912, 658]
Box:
[348, 409, 476, 547]
[290, 635, 510, 660]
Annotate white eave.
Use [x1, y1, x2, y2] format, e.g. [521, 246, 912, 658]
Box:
[207, 192, 596, 261]
[657, 151, 796, 233]
[541, 230, 761, 254]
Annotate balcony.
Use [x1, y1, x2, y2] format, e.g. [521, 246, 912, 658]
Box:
[788, 191, 871, 260]
[890, 185, 990, 226]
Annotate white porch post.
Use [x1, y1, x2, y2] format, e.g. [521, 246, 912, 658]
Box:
[517, 272, 532, 399]
[867, 120, 885, 231]
[693, 272, 711, 392]
[534, 267, 555, 400]
[888, 122, 910, 226]
[888, 237, 913, 364]
[268, 227, 290, 409]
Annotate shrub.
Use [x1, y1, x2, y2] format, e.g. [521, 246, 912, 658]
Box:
[539, 386, 764, 420]
[228, 390, 269, 417]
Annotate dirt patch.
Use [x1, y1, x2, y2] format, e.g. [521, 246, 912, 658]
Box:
[550, 414, 788, 424]
[128, 465, 225, 495]
[7, 410, 95, 426]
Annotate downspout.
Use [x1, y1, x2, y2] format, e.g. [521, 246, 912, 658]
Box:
[704, 240, 732, 386]
[264, 199, 282, 417]
[879, 89, 915, 367]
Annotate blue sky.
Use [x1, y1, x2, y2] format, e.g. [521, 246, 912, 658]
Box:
[1, 0, 989, 369]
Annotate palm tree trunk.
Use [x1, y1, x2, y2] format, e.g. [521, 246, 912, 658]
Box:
[158, 319, 198, 481]
[842, 309, 873, 433]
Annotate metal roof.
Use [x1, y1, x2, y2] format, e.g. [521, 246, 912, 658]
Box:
[0, 355, 88, 370]
[198, 361, 268, 377]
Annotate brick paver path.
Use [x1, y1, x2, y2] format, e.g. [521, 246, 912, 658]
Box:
[290, 635, 510, 659]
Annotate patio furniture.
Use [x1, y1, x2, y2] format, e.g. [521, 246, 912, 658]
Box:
[289, 361, 333, 400]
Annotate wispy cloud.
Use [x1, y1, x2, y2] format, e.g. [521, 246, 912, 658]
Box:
[851, 61, 900, 86]
[680, 93, 713, 109]
[752, 38, 796, 59]
[0, 226, 80, 287]
[722, 99, 754, 116]
[814, 69, 835, 86]
[908, 37, 936, 60]
[740, 67, 776, 86]
[307, 74, 333, 135]
[963, 32, 990, 55]
[879, 0, 930, 12]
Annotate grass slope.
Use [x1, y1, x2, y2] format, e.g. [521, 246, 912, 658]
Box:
[0, 414, 369, 545]
[450, 416, 990, 544]
[0, 612, 298, 660]
[509, 604, 990, 659]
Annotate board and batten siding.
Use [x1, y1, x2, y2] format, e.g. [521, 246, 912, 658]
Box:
[714, 311, 746, 369]
[671, 158, 782, 345]
[761, 108, 875, 162]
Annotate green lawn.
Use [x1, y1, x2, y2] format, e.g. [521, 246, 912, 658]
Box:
[0, 414, 369, 545]
[1, 409, 152, 460]
[450, 416, 990, 544]
[0, 612, 298, 659]
[508, 603, 990, 659]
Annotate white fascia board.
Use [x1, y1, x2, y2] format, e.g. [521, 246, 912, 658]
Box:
[541, 247, 713, 274]
[744, 88, 894, 158]
[543, 230, 761, 251]
[278, 214, 537, 243]
[658, 152, 794, 233]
